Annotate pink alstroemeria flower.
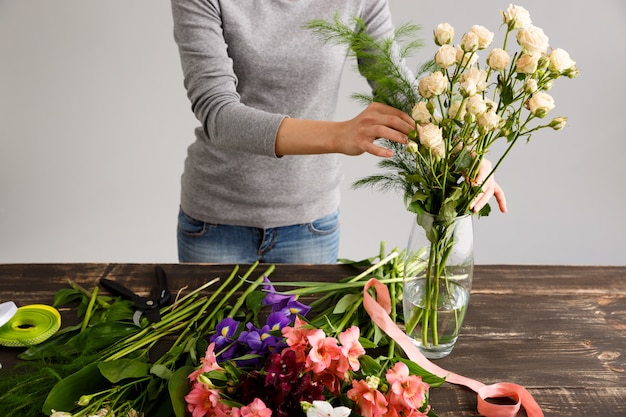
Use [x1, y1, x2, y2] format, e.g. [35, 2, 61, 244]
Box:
[240, 398, 272, 417]
[188, 343, 223, 382]
[347, 378, 388, 417]
[185, 382, 221, 417]
[339, 326, 366, 372]
[282, 317, 315, 351]
[305, 329, 342, 373]
[386, 362, 429, 410]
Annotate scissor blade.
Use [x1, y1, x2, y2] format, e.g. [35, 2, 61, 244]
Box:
[99, 278, 139, 302]
[143, 308, 160, 323]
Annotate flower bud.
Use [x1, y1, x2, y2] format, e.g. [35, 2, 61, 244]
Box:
[406, 140, 419, 153]
[197, 373, 214, 387]
[434, 22, 455, 45]
[564, 66, 580, 79]
[77, 395, 93, 406]
[549, 116, 567, 130]
[524, 79, 538, 94]
[366, 375, 381, 390]
[461, 32, 479, 52]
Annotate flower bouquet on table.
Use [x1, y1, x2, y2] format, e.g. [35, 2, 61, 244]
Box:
[0, 248, 445, 417]
[307, 4, 578, 357]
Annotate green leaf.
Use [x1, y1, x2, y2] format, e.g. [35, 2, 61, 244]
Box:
[358, 336, 378, 349]
[245, 291, 266, 319]
[151, 364, 174, 380]
[53, 288, 82, 307]
[333, 293, 361, 314]
[98, 358, 151, 383]
[169, 366, 194, 417]
[67, 322, 139, 353]
[398, 358, 446, 387]
[359, 354, 382, 375]
[42, 362, 111, 415]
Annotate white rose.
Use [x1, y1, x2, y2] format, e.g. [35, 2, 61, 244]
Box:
[460, 67, 487, 97]
[466, 94, 487, 115]
[411, 101, 432, 124]
[435, 44, 457, 68]
[501, 4, 532, 29]
[517, 25, 549, 54]
[417, 123, 445, 157]
[469, 25, 494, 49]
[461, 31, 479, 52]
[477, 110, 501, 131]
[516, 52, 541, 74]
[449, 100, 466, 120]
[418, 71, 447, 98]
[487, 48, 511, 71]
[548, 48, 576, 73]
[524, 78, 538, 94]
[434, 22, 455, 45]
[526, 91, 555, 117]
[456, 46, 479, 67]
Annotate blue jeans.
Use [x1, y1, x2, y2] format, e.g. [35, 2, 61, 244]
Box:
[177, 208, 340, 264]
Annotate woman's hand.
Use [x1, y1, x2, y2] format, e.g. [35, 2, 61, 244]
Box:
[470, 158, 507, 214]
[336, 102, 415, 158]
[275, 102, 414, 157]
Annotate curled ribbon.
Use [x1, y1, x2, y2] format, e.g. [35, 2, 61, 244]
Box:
[362, 278, 544, 417]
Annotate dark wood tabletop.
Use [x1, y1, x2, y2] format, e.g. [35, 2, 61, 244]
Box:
[0, 263, 624, 417]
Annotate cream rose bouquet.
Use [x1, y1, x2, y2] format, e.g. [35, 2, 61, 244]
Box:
[307, 4, 578, 354]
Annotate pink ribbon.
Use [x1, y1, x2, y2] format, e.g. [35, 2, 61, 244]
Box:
[362, 278, 544, 417]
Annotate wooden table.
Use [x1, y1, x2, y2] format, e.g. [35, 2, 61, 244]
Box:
[0, 264, 624, 416]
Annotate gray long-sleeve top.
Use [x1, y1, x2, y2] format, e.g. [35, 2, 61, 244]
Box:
[171, 0, 394, 228]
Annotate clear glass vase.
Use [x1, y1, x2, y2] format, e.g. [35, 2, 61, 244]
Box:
[402, 212, 474, 359]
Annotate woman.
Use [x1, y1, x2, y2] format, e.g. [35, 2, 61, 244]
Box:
[170, 0, 505, 264]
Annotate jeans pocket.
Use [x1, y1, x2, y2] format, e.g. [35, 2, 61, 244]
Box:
[307, 210, 340, 236]
[177, 209, 208, 237]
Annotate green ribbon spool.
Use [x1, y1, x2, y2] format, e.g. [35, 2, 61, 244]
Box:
[0, 304, 61, 347]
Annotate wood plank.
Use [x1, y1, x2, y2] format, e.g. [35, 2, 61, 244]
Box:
[0, 263, 624, 417]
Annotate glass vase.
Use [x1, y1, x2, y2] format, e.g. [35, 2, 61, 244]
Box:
[402, 212, 474, 359]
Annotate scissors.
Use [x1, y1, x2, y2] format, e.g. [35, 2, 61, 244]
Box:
[99, 265, 172, 325]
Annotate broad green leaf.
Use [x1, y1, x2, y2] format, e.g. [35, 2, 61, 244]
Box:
[359, 354, 382, 375]
[169, 366, 195, 417]
[42, 362, 111, 415]
[67, 322, 139, 353]
[53, 288, 82, 307]
[151, 364, 174, 380]
[333, 293, 361, 314]
[245, 291, 265, 318]
[98, 358, 151, 383]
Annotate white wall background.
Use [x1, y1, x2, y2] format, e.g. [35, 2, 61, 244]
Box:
[1, 1, 624, 265]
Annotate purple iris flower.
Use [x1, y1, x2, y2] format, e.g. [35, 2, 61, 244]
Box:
[261, 277, 296, 310]
[279, 299, 311, 318]
[210, 318, 240, 361]
[238, 322, 264, 352]
[266, 311, 292, 332]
